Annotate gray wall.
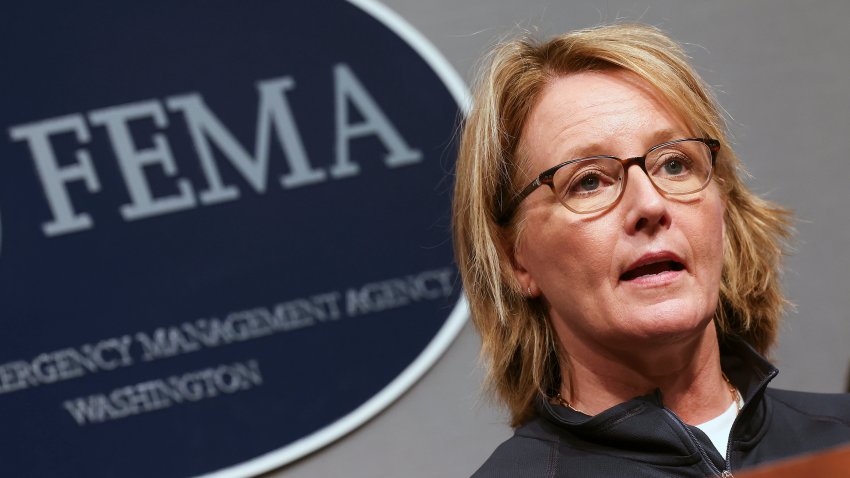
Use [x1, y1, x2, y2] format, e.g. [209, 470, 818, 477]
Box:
[271, 1, 850, 476]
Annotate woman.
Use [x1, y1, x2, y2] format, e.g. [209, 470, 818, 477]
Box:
[453, 24, 850, 477]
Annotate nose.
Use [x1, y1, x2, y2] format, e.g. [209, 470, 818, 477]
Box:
[621, 164, 670, 235]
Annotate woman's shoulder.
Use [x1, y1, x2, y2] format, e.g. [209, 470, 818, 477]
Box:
[754, 388, 850, 459]
[765, 388, 850, 422]
[471, 419, 560, 478]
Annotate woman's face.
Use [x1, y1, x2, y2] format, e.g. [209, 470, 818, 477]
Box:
[511, 70, 726, 353]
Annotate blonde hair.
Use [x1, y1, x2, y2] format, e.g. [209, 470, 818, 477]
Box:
[452, 24, 792, 426]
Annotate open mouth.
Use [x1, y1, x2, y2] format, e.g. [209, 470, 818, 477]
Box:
[620, 260, 685, 281]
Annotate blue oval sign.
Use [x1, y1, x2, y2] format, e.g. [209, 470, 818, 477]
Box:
[0, 1, 467, 476]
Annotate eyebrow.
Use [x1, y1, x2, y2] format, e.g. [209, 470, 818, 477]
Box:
[561, 129, 684, 160]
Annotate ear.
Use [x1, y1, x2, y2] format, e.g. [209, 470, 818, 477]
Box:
[502, 232, 539, 298]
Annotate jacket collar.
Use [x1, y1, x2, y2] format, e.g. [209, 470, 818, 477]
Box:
[532, 337, 778, 458]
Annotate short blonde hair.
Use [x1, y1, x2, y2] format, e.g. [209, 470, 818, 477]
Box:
[452, 24, 792, 426]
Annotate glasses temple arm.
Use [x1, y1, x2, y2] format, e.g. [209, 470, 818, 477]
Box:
[497, 177, 544, 225]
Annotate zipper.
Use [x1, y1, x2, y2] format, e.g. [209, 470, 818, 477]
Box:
[722, 408, 737, 478]
[662, 408, 734, 477]
[721, 382, 753, 478]
[540, 362, 778, 477]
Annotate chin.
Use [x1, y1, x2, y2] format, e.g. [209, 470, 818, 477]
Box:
[622, 299, 716, 344]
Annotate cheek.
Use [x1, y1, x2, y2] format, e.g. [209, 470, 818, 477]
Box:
[692, 197, 727, 279]
[524, 216, 615, 290]
[544, 221, 617, 289]
[578, 228, 619, 277]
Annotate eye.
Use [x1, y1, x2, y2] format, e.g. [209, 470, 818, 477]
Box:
[579, 174, 600, 191]
[564, 168, 618, 198]
[645, 140, 714, 194]
[652, 153, 694, 180]
[663, 158, 686, 175]
[552, 157, 623, 212]
[553, 157, 622, 208]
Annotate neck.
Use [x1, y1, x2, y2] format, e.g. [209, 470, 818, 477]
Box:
[557, 322, 732, 424]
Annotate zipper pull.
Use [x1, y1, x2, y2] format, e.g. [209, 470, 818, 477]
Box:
[720, 471, 734, 478]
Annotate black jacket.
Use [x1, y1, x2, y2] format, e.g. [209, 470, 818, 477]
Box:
[472, 339, 850, 477]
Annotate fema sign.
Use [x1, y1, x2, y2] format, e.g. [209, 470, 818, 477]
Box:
[0, 1, 467, 476]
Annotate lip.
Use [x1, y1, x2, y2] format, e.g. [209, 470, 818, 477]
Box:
[619, 250, 687, 285]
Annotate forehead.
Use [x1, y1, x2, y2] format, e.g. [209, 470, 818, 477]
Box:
[520, 70, 693, 168]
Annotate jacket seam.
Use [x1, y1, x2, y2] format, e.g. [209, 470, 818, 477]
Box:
[545, 435, 560, 478]
[770, 394, 850, 428]
[595, 404, 647, 432]
[514, 430, 559, 444]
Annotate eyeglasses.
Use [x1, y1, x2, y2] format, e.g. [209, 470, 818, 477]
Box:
[497, 137, 720, 224]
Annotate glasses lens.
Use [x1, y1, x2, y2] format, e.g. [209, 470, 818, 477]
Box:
[646, 140, 713, 194]
[552, 157, 624, 213]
